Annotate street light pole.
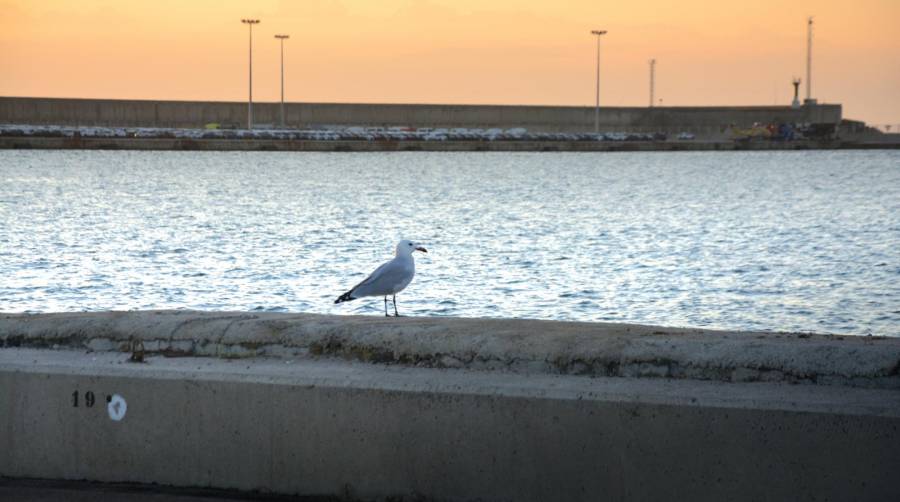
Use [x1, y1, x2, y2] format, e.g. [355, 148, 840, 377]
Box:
[275, 34, 290, 128]
[590, 30, 607, 133]
[806, 16, 813, 102]
[241, 19, 260, 130]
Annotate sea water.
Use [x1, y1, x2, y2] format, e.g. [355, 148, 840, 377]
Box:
[1, 149, 898, 336]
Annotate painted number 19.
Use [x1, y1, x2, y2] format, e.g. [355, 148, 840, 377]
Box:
[72, 390, 96, 408]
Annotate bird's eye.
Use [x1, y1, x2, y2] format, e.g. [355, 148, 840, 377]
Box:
[408, 243, 413, 246]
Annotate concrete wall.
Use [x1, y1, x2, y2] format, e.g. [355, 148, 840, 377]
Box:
[3, 349, 899, 502]
[0, 136, 847, 152]
[0, 97, 843, 134]
[2, 312, 898, 501]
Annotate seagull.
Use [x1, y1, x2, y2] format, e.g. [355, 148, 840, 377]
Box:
[334, 240, 428, 316]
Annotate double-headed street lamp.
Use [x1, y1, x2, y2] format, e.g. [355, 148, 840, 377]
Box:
[590, 29, 607, 133]
[241, 19, 260, 130]
[275, 34, 290, 128]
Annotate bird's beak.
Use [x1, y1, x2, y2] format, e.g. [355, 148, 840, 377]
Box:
[415, 246, 428, 253]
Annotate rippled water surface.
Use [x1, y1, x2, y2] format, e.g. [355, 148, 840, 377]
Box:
[1, 150, 898, 335]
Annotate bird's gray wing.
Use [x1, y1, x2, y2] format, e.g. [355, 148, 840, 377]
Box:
[350, 258, 409, 297]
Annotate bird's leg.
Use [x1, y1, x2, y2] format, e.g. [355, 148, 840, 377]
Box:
[393, 294, 400, 317]
[384, 296, 389, 317]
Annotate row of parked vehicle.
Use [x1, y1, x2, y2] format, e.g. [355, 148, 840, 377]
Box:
[0, 124, 672, 142]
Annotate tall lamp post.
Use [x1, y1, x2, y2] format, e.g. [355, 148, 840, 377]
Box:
[241, 19, 260, 130]
[275, 34, 290, 128]
[590, 29, 607, 133]
[805, 16, 813, 102]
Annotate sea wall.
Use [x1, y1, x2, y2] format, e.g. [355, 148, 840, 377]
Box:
[2, 311, 898, 501]
[0, 97, 842, 134]
[0, 136, 848, 152]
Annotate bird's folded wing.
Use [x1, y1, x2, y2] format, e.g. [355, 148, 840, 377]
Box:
[351, 259, 407, 297]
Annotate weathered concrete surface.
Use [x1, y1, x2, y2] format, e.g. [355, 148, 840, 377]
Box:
[0, 96, 843, 134]
[1, 348, 898, 502]
[2, 311, 898, 389]
[0, 478, 295, 502]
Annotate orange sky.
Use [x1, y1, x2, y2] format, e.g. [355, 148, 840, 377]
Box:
[1, 0, 898, 125]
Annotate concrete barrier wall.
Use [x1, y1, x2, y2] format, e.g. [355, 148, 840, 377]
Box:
[0, 136, 847, 152]
[0, 97, 842, 133]
[2, 312, 898, 501]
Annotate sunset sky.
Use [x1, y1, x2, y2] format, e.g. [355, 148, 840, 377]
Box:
[1, 0, 898, 125]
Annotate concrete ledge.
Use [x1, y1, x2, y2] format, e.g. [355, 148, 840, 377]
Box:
[2, 311, 899, 389]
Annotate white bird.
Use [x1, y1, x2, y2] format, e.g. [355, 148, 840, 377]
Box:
[334, 240, 428, 316]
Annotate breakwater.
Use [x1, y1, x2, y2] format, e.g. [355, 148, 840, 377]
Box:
[2, 311, 899, 501]
[1, 96, 842, 135]
[0, 135, 849, 151]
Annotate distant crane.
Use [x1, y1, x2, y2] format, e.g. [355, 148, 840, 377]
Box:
[649, 59, 656, 108]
